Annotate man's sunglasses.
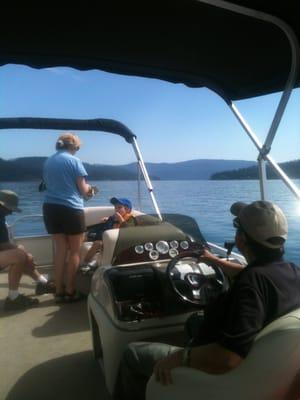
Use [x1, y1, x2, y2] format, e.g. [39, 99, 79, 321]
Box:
[233, 217, 241, 229]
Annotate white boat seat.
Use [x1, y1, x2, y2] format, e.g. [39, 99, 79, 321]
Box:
[81, 206, 143, 267]
[84, 206, 115, 227]
[146, 307, 300, 400]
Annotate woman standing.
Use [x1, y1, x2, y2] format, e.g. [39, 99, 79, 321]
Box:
[43, 133, 97, 302]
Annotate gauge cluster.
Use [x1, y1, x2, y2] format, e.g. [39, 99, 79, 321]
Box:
[134, 240, 190, 261]
[113, 234, 202, 266]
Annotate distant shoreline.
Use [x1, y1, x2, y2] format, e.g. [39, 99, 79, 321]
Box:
[3, 156, 300, 181]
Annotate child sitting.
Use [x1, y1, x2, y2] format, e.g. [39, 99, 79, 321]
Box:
[83, 197, 136, 267]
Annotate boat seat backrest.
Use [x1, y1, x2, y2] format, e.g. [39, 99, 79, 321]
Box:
[146, 307, 300, 400]
[82, 206, 144, 266]
[84, 206, 115, 227]
[100, 229, 120, 266]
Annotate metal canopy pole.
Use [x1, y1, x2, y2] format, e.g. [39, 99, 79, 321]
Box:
[137, 162, 142, 211]
[258, 159, 267, 201]
[229, 102, 300, 201]
[131, 137, 162, 220]
[198, 0, 300, 202]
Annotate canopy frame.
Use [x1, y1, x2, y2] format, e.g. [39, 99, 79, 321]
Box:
[0, 117, 162, 219]
[203, 0, 300, 201]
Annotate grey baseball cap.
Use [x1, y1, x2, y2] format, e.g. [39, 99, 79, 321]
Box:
[230, 200, 288, 249]
[0, 190, 22, 212]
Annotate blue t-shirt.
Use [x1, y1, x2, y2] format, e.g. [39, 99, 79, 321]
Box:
[43, 151, 88, 209]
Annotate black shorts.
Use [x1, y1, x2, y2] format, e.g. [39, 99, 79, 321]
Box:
[43, 203, 86, 235]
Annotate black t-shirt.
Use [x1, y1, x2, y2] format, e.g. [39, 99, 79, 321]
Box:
[0, 215, 9, 244]
[193, 259, 300, 358]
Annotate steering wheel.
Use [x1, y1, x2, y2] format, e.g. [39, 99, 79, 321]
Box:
[166, 251, 229, 306]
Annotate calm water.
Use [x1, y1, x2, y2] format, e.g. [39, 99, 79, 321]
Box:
[2, 179, 300, 263]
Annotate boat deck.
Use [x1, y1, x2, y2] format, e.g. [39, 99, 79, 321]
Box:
[0, 271, 111, 400]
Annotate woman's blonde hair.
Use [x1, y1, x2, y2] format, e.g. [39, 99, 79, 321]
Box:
[56, 132, 81, 151]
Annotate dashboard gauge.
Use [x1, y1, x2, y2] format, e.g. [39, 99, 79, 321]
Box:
[149, 250, 159, 260]
[169, 248, 179, 258]
[156, 240, 170, 254]
[180, 240, 189, 250]
[170, 240, 179, 249]
[144, 242, 154, 251]
[134, 245, 144, 254]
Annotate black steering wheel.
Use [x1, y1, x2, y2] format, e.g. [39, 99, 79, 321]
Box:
[166, 251, 229, 306]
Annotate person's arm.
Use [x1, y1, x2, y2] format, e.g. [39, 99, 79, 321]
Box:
[0, 241, 17, 251]
[76, 176, 93, 198]
[200, 248, 245, 277]
[153, 343, 242, 385]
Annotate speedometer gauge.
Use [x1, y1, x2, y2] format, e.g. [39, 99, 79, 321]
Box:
[156, 241, 170, 254]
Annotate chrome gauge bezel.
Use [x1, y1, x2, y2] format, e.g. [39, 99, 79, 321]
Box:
[134, 245, 144, 254]
[149, 250, 159, 260]
[169, 248, 179, 258]
[144, 242, 154, 251]
[180, 240, 189, 250]
[155, 240, 170, 254]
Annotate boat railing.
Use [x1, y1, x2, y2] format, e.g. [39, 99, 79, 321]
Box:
[7, 214, 46, 240]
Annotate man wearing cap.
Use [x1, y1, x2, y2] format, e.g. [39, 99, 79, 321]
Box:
[114, 200, 300, 400]
[0, 190, 55, 311]
[83, 197, 136, 265]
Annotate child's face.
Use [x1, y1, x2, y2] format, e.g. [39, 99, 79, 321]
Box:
[114, 204, 127, 216]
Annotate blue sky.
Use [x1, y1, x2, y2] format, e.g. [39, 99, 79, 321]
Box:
[1, 64, 299, 165]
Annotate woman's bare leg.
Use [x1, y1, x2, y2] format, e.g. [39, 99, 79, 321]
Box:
[52, 234, 68, 294]
[65, 233, 84, 294]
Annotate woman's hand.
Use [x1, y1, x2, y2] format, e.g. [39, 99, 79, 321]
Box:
[77, 177, 99, 200]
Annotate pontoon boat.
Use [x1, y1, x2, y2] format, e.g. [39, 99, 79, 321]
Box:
[1, 2, 300, 399]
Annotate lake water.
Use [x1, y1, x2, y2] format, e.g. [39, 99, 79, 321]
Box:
[2, 179, 300, 263]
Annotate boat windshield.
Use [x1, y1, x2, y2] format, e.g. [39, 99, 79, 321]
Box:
[113, 213, 208, 265]
[150, 213, 208, 246]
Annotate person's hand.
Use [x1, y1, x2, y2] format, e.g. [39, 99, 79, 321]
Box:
[199, 248, 220, 264]
[114, 212, 124, 223]
[153, 350, 182, 385]
[85, 185, 100, 200]
[100, 217, 109, 223]
[91, 185, 99, 195]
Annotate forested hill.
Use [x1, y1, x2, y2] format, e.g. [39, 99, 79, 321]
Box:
[211, 159, 300, 180]
[0, 157, 139, 181]
[0, 157, 256, 181]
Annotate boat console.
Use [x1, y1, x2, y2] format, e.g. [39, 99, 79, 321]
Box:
[87, 213, 234, 394]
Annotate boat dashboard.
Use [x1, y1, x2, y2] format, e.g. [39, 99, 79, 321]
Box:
[93, 258, 228, 323]
[89, 213, 239, 324]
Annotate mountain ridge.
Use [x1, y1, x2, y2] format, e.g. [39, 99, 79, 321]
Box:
[0, 157, 256, 181]
[211, 159, 300, 180]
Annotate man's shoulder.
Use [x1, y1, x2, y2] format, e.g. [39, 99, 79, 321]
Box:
[234, 263, 272, 287]
[236, 259, 300, 286]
